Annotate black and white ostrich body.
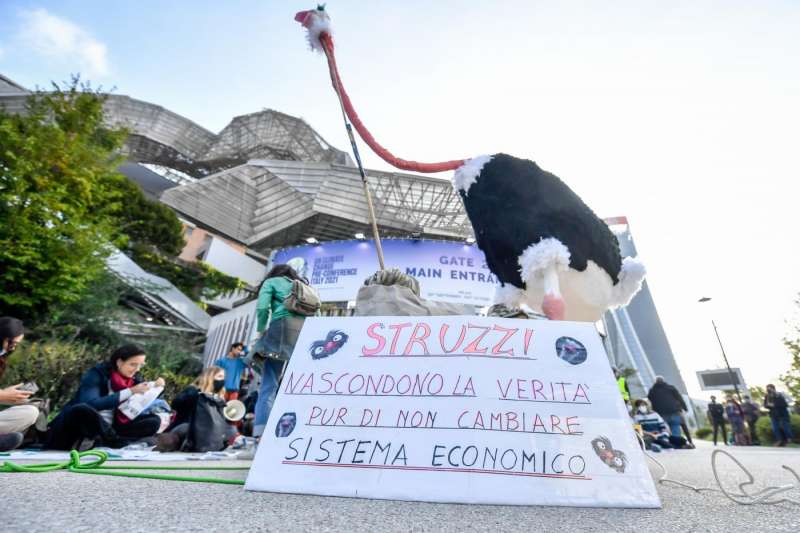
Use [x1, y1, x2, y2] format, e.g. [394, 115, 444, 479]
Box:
[455, 154, 645, 322]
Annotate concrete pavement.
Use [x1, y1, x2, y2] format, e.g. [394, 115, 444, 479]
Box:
[2, 441, 799, 532]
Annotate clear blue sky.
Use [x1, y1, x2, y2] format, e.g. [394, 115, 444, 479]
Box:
[2, 1, 799, 397]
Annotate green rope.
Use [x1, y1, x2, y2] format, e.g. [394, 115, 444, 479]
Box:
[1, 450, 248, 485]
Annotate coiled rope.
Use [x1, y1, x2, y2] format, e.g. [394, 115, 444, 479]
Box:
[641, 439, 800, 506]
[5, 447, 798, 504]
[1, 450, 247, 485]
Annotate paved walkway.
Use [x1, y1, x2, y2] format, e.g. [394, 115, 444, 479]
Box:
[3, 442, 799, 532]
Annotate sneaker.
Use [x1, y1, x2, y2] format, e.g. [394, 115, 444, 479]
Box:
[649, 443, 662, 453]
[0, 432, 24, 451]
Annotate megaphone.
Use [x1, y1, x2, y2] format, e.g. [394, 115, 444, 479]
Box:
[224, 400, 246, 422]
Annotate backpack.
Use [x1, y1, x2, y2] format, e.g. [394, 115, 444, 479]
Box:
[283, 278, 321, 316]
[182, 393, 228, 453]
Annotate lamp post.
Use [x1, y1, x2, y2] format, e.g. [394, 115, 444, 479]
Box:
[698, 297, 744, 404]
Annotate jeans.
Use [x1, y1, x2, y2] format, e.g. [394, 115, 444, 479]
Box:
[252, 317, 304, 438]
[771, 415, 794, 443]
[253, 358, 287, 438]
[662, 413, 683, 437]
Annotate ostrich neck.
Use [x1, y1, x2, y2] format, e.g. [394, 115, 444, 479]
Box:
[319, 32, 465, 174]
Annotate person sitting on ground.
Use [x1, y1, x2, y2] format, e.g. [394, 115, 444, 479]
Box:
[0, 317, 39, 451]
[46, 344, 164, 450]
[214, 342, 247, 401]
[633, 399, 693, 451]
[155, 366, 237, 452]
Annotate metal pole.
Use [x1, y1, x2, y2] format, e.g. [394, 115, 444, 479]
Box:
[323, 41, 386, 270]
[343, 123, 386, 270]
[711, 320, 743, 404]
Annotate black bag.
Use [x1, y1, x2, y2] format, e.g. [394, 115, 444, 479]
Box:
[182, 393, 227, 453]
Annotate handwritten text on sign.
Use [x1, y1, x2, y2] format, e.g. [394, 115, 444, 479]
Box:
[245, 317, 660, 508]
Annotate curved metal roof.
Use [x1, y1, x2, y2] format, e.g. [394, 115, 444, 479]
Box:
[161, 159, 472, 254]
[0, 77, 351, 177]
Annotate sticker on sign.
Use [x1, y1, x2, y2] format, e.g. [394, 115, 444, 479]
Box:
[245, 316, 660, 508]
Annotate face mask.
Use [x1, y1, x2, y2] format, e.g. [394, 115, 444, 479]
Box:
[637, 406, 648, 414]
[213, 379, 225, 392]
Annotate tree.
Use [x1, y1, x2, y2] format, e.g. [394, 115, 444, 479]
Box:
[0, 78, 127, 318]
[0, 76, 242, 317]
[781, 295, 800, 399]
[115, 176, 185, 257]
[749, 386, 766, 404]
[111, 168, 245, 303]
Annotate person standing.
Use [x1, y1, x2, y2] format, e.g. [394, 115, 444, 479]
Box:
[0, 317, 39, 451]
[763, 384, 794, 446]
[214, 342, 247, 401]
[741, 395, 761, 445]
[647, 376, 687, 437]
[613, 367, 631, 410]
[707, 395, 728, 446]
[725, 398, 750, 445]
[252, 264, 309, 438]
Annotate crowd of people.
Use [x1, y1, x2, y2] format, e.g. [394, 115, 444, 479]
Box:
[705, 387, 795, 447]
[615, 366, 795, 450]
[0, 263, 311, 453]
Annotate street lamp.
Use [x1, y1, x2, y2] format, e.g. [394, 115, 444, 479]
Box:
[697, 297, 743, 403]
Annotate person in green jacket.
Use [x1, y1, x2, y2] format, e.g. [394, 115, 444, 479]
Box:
[252, 264, 308, 438]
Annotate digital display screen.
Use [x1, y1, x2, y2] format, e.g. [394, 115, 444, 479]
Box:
[701, 372, 740, 387]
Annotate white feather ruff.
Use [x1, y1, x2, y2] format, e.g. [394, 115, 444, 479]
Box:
[517, 238, 571, 281]
[453, 155, 492, 194]
[492, 283, 525, 306]
[611, 256, 646, 306]
[305, 11, 332, 53]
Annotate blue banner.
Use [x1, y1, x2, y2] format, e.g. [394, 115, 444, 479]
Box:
[273, 239, 499, 306]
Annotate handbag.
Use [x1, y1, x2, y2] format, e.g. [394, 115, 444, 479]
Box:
[283, 278, 321, 316]
[182, 393, 228, 453]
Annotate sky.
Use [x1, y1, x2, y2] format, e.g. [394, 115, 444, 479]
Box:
[1, 1, 799, 398]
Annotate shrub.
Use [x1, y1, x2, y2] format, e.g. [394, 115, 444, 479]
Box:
[695, 427, 712, 440]
[755, 415, 800, 444]
[0, 339, 104, 414]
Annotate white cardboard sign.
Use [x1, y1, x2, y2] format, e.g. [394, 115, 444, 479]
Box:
[245, 316, 660, 508]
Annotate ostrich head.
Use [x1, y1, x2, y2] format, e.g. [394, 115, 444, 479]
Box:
[294, 4, 332, 52]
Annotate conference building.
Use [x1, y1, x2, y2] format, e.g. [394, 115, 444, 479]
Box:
[0, 73, 689, 406]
